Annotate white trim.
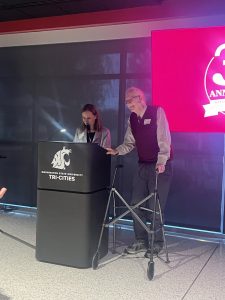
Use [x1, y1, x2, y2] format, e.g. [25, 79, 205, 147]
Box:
[1, 14, 225, 47]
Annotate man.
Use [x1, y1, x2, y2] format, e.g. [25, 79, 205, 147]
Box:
[106, 87, 172, 257]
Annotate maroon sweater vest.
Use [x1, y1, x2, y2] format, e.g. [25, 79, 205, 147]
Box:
[130, 106, 159, 163]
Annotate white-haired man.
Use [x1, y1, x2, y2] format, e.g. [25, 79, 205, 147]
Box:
[106, 87, 172, 257]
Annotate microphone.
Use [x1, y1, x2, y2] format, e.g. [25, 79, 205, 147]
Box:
[85, 122, 91, 132]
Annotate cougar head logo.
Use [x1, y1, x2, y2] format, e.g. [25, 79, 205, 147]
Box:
[51, 146, 72, 170]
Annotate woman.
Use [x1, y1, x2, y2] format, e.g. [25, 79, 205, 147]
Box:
[73, 104, 111, 148]
[0, 187, 7, 199]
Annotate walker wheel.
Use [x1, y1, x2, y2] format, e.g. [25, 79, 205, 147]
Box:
[122, 248, 128, 256]
[147, 261, 154, 280]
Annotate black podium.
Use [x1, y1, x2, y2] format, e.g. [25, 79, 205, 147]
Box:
[36, 141, 111, 268]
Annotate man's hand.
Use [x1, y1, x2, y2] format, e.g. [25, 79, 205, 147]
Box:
[156, 164, 165, 173]
[106, 148, 119, 155]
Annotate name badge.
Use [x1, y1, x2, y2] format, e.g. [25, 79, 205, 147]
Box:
[144, 119, 151, 125]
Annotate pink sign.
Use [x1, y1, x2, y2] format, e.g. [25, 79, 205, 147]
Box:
[152, 26, 225, 132]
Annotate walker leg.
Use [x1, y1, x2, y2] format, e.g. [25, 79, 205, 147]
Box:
[92, 251, 99, 270]
[157, 197, 170, 263]
[112, 193, 117, 254]
[92, 189, 113, 269]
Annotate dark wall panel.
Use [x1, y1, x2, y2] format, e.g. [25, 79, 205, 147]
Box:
[167, 133, 224, 231]
[0, 37, 224, 234]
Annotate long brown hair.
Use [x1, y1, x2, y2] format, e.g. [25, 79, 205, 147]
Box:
[81, 104, 103, 132]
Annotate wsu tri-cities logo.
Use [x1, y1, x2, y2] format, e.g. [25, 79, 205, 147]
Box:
[203, 43, 225, 117]
[51, 146, 72, 170]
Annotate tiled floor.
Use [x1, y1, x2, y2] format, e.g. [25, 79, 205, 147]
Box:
[0, 209, 224, 300]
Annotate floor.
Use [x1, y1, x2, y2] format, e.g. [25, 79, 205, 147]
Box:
[0, 209, 224, 300]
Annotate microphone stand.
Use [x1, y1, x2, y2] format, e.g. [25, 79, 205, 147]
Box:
[85, 123, 91, 133]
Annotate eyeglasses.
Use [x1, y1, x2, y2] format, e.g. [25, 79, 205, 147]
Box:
[125, 95, 140, 105]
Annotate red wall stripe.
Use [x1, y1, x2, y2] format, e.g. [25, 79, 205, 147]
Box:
[0, 6, 163, 34]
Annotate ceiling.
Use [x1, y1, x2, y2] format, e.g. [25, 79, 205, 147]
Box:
[0, 0, 163, 23]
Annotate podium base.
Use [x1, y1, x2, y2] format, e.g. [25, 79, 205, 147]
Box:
[36, 189, 108, 268]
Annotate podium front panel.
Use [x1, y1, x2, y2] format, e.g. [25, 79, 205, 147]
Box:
[38, 142, 111, 193]
[36, 189, 108, 268]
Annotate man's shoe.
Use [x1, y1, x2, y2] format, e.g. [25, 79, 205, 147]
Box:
[124, 240, 147, 254]
[144, 244, 163, 258]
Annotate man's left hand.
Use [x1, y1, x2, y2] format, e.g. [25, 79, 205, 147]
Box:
[156, 164, 165, 173]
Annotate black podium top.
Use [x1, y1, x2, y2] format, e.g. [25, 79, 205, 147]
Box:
[38, 142, 111, 193]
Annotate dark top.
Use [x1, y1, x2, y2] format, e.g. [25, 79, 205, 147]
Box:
[130, 106, 159, 163]
[87, 132, 95, 143]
